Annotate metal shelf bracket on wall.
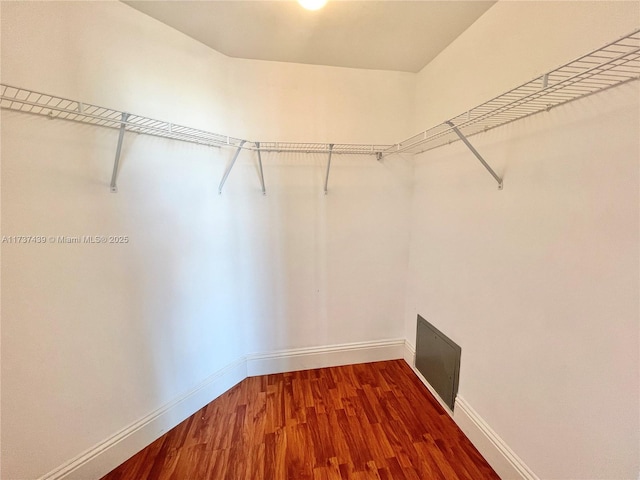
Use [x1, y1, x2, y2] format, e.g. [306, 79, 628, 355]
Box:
[218, 140, 247, 194]
[255, 142, 266, 195]
[445, 121, 503, 190]
[379, 28, 640, 170]
[0, 28, 638, 193]
[324, 144, 334, 195]
[110, 112, 130, 193]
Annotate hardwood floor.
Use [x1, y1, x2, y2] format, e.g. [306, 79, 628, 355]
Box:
[101, 360, 500, 479]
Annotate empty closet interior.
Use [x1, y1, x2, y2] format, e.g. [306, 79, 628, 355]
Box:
[1, 2, 639, 480]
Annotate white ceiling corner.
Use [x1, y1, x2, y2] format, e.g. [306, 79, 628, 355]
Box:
[122, 1, 496, 73]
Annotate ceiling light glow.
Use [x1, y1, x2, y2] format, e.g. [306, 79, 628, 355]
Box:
[297, 0, 327, 11]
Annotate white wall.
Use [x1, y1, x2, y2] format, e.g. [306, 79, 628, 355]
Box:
[414, 1, 639, 130]
[406, 2, 640, 478]
[228, 59, 414, 144]
[0, 1, 414, 144]
[0, 2, 413, 478]
[3, 1, 639, 479]
[407, 86, 639, 479]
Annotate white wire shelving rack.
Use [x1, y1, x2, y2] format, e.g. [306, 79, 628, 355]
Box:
[1, 28, 639, 192]
[382, 28, 640, 188]
[0, 84, 391, 193]
[0, 86, 247, 149]
[0, 85, 389, 156]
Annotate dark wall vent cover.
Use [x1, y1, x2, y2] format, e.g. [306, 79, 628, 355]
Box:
[415, 315, 461, 410]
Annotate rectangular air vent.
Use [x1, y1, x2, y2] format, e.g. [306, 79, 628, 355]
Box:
[415, 315, 461, 410]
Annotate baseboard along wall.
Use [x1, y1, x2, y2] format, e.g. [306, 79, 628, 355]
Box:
[246, 339, 406, 377]
[41, 357, 248, 480]
[403, 341, 539, 480]
[41, 339, 404, 480]
[41, 338, 538, 480]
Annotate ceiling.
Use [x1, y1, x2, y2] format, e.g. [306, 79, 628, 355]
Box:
[122, 1, 496, 73]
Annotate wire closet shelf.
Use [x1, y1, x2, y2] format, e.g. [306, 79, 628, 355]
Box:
[383, 28, 640, 158]
[0, 86, 390, 156]
[0, 28, 639, 159]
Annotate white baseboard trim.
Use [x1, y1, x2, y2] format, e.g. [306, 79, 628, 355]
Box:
[40, 357, 248, 480]
[246, 338, 405, 377]
[403, 339, 416, 366]
[455, 398, 539, 480]
[402, 341, 538, 480]
[42, 338, 405, 480]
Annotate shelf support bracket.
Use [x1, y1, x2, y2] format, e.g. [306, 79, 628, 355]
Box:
[255, 142, 266, 195]
[110, 112, 130, 193]
[218, 140, 247, 194]
[324, 144, 334, 195]
[446, 121, 503, 190]
[541, 73, 549, 90]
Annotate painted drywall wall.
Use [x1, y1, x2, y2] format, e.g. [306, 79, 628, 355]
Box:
[1, 112, 251, 479]
[414, 1, 640, 130]
[406, 2, 640, 478]
[0, 1, 414, 144]
[227, 58, 415, 144]
[0, 2, 413, 478]
[406, 85, 639, 479]
[3, 0, 639, 479]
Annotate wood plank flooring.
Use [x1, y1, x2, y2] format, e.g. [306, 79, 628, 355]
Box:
[101, 360, 500, 479]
